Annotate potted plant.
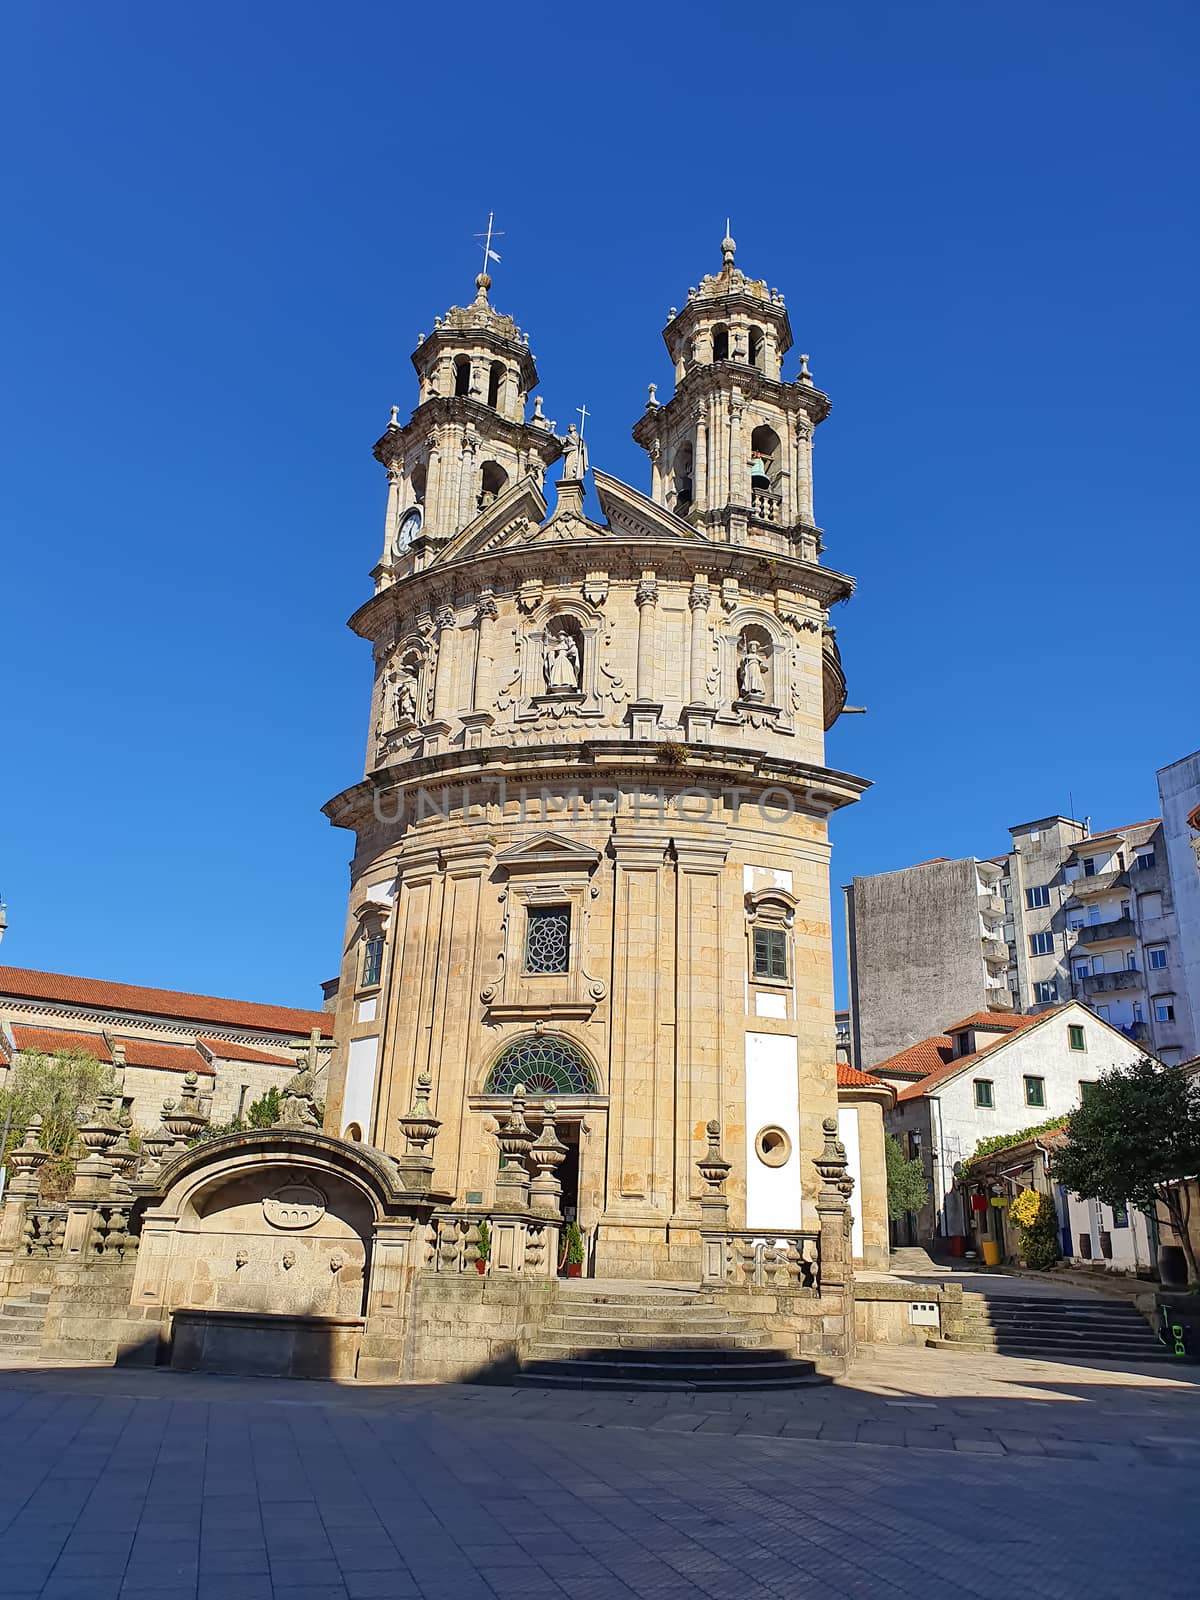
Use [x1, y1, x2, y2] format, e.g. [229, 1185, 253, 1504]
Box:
[559, 1221, 584, 1278]
[474, 1219, 491, 1275]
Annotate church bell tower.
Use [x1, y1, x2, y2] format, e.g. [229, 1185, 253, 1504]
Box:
[371, 271, 563, 580]
[632, 230, 827, 561]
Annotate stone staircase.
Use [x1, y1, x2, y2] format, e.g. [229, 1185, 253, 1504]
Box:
[938, 1290, 1171, 1362]
[509, 1284, 829, 1391]
[0, 1288, 50, 1361]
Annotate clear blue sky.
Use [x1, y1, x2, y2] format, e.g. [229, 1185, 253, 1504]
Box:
[3, 2, 1196, 1009]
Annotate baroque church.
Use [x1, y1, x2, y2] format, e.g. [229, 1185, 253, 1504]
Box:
[321, 232, 889, 1281]
[0, 232, 894, 1382]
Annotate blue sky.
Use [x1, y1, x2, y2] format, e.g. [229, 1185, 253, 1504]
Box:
[2, 2, 1196, 1009]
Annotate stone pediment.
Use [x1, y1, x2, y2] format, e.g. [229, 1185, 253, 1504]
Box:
[494, 833, 602, 874]
[591, 469, 710, 543]
[432, 474, 549, 564]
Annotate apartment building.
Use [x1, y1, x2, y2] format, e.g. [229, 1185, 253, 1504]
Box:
[848, 786, 1198, 1068]
[844, 856, 1010, 1068]
[1158, 750, 1200, 1049]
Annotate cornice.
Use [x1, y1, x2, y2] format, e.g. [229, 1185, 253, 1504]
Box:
[323, 740, 871, 834]
[347, 536, 855, 640]
[373, 397, 564, 467]
[632, 366, 831, 440]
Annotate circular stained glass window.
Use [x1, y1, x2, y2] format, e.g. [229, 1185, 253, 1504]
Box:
[484, 1036, 597, 1096]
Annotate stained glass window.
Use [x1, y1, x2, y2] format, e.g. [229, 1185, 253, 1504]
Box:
[484, 1036, 596, 1096]
[525, 906, 570, 974]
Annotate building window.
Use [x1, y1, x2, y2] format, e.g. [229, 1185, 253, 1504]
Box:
[1034, 980, 1057, 1004]
[1082, 857, 1097, 878]
[1068, 1024, 1086, 1052]
[1135, 851, 1156, 872]
[752, 927, 789, 982]
[1026, 885, 1051, 909]
[1133, 1002, 1144, 1023]
[1067, 911, 1085, 930]
[1139, 892, 1163, 920]
[1024, 1075, 1046, 1108]
[1073, 962, 1090, 982]
[1147, 946, 1168, 970]
[1095, 1003, 1110, 1019]
[360, 934, 384, 989]
[1079, 1080, 1096, 1102]
[974, 1079, 994, 1108]
[484, 1034, 597, 1096]
[1030, 931, 1054, 956]
[525, 906, 571, 974]
[1153, 997, 1176, 1024]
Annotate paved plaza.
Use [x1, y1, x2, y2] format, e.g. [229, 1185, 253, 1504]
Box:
[1, 1343, 1199, 1600]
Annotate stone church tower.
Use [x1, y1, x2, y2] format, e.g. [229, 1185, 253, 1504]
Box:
[322, 236, 870, 1280]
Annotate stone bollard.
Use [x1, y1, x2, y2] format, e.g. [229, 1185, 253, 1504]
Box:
[813, 1115, 856, 1366]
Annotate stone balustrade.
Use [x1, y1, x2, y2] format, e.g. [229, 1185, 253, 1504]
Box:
[423, 1210, 558, 1277]
[700, 1229, 820, 1289]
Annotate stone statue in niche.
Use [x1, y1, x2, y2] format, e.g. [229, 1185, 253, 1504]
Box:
[391, 673, 418, 726]
[543, 627, 581, 692]
[738, 639, 767, 700]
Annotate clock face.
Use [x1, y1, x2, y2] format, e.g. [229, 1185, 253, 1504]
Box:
[395, 506, 423, 554]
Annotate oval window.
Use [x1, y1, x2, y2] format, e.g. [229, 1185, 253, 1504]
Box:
[754, 1125, 792, 1168]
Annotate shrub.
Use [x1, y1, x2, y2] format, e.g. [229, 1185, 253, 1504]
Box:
[1010, 1187, 1061, 1271]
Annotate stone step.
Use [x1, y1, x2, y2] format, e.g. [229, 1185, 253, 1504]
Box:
[0, 1329, 44, 1349]
[0, 1302, 48, 1322]
[515, 1356, 828, 1392]
[558, 1293, 719, 1310]
[543, 1313, 753, 1335]
[529, 1330, 772, 1354]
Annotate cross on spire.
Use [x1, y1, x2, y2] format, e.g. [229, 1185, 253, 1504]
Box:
[576, 403, 590, 437]
[473, 210, 504, 275]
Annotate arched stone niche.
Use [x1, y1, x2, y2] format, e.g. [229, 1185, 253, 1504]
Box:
[514, 602, 604, 725]
[128, 1132, 428, 1376]
[723, 609, 792, 729]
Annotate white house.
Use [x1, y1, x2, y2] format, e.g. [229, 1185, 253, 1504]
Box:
[879, 1003, 1156, 1261]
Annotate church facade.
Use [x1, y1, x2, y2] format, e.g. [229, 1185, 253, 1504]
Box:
[321, 234, 882, 1281]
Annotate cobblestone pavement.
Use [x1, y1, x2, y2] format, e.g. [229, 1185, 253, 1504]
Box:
[1, 1349, 1199, 1599]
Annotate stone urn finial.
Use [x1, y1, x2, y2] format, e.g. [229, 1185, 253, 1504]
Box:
[529, 1100, 568, 1218]
[697, 1119, 731, 1196]
[495, 1085, 535, 1209]
[7, 1116, 51, 1198]
[398, 1071, 441, 1155]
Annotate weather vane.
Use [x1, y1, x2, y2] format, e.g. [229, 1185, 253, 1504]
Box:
[473, 211, 504, 274]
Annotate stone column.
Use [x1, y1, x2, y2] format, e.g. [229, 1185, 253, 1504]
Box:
[795, 416, 814, 526]
[424, 431, 444, 535]
[598, 834, 674, 1277]
[629, 574, 662, 739]
[383, 465, 401, 560]
[685, 579, 713, 741]
[693, 406, 708, 509]
[672, 839, 728, 1224]
[373, 844, 445, 1151]
[729, 394, 746, 506]
[456, 435, 478, 529]
[426, 606, 457, 748]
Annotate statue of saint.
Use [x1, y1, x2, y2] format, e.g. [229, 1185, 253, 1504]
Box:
[392, 673, 418, 726]
[738, 640, 767, 700]
[560, 423, 588, 481]
[543, 630, 581, 692]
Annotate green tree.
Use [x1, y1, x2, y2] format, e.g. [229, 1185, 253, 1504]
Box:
[0, 1049, 117, 1198]
[1054, 1057, 1200, 1285]
[885, 1133, 928, 1220]
[194, 1084, 285, 1143]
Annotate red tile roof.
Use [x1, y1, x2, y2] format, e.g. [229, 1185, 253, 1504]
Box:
[837, 1063, 890, 1089]
[10, 1024, 112, 1062]
[115, 1039, 213, 1076]
[198, 1036, 296, 1067]
[872, 1035, 955, 1079]
[944, 1010, 1040, 1036]
[8, 1025, 214, 1076]
[896, 1012, 1064, 1102]
[0, 966, 333, 1038]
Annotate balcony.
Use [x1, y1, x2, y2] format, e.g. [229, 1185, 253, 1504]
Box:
[978, 893, 1005, 920]
[1078, 968, 1141, 997]
[750, 489, 782, 524]
[1068, 869, 1129, 902]
[1121, 1021, 1150, 1042]
[980, 937, 1009, 967]
[1074, 916, 1136, 947]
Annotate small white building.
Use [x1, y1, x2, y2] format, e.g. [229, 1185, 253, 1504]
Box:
[879, 1003, 1156, 1256]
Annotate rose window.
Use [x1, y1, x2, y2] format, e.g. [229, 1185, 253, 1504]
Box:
[484, 1036, 596, 1096]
